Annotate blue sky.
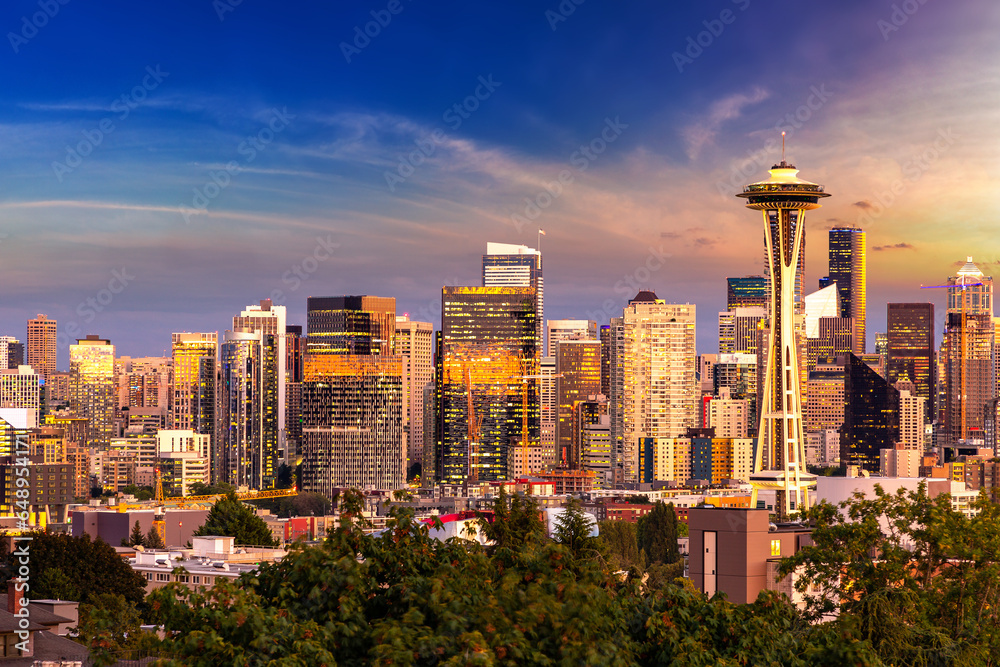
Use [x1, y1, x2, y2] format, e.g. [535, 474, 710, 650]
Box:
[1, 0, 998, 366]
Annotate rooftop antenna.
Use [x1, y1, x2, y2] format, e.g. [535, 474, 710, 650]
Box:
[781, 131, 786, 164]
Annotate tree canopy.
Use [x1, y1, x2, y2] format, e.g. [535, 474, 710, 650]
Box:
[193, 492, 278, 546]
[637, 501, 680, 565]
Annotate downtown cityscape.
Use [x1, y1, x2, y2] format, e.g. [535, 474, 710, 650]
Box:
[1, 1, 999, 665]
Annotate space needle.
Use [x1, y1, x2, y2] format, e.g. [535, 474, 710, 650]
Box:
[736, 140, 830, 519]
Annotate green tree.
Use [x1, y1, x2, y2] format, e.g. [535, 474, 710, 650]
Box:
[478, 486, 545, 552]
[123, 520, 144, 547]
[0, 532, 146, 607]
[598, 520, 640, 572]
[193, 492, 278, 546]
[553, 498, 599, 558]
[75, 593, 161, 667]
[145, 524, 166, 549]
[275, 463, 294, 489]
[637, 501, 680, 565]
[187, 481, 235, 497]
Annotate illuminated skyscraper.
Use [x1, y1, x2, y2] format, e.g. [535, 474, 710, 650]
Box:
[0, 365, 41, 429]
[394, 316, 433, 472]
[483, 243, 543, 352]
[726, 276, 768, 310]
[27, 315, 57, 380]
[546, 319, 597, 357]
[822, 227, 867, 354]
[307, 296, 396, 355]
[436, 286, 538, 482]
[171, 333, 217, 436]
[218, 330, 279, 489]
[886, 303, 935, 421]
[555, 339, 602, 468]
[284, 325, 305, 459]
[234, 300, 288, 461]
[943, 258, 994, 444]
[737, 158, 829, 518]
[300, 354, 404, 495]
[613, 292, 697, 485]
[69, 335, 116, 447]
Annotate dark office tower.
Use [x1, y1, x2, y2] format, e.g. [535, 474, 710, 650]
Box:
[306, 296, 396, 355]
[4, 340, 24, 369]
[943, 259, 995, 445]
[300, 354, 404, 495]
[726, 276, 769, 310]
[599, 325, 612, 397]
[436, 286, 538, 482]
[555, 340, 601, 468]
[218, 330, 279, 490]
[284, 325, 304, 459]
[824, 227, 867, 354]
[886, 303, 935, 421]
[842, 353, 899, 474]
[482, 243, 543, 353]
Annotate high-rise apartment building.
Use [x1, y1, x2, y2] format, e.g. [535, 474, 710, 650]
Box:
[171, 333, 217, 437]
[27, 315, 57, 380]
[234, 300, 287, 461]
[0, 337, 23, 371]
[612, 291, 697, 484]
[306, 296, 396, 355]
[483, 243, 543, 352]
[300, 354, 404, 495]
[706, 388, 750, 439]
[886, 303, 935, 421]
[555, 340, 602, 468]
[822, 227, 867, 354]
[546, 320, 597, 358]
[436, 286, 538, 482]
[394, 316, 433, 472]
[69, 335, 116, 447]
[539, 356, 557, 467]
[805, 357, 846, 434]
[726, 276, 768, 310]
[0, 365, 41, 429]
[116, 356, 171, 416]
[599, 324, 612, 397]
[737, 159, 829, 517]
[943, 258, 994, 445]
[217, 330, 279, 489]
[895, 381, 926, 451]
[284, 325, 305, 460]
[718, 307, 766, 355]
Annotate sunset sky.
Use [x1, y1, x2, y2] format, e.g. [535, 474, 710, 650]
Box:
[1, 0, 998, 366]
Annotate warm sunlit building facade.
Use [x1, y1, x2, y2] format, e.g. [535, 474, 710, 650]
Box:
[69, 335, 116, 447]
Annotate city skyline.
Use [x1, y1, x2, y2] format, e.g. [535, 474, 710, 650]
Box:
[0, 1, 997, 361]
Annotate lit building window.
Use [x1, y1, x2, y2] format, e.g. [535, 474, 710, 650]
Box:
[770, 539, 781, 557]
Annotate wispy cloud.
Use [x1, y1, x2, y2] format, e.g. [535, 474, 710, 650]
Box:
[872, 242, 915, 251]
[682, 88, 770, 160]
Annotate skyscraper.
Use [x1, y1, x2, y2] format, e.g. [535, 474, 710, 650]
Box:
[546, 319, 597, 358]
[300, 354, 404, 495]
[823, 227, 867, 354]
[612, 292, 697, 485]
[842, 353, 899, 473]
[737, 158, 829, 518]
[943, 258, 994, 445]
[218, 330, 279, 489]
[234, 300, 287, 461]
[483, 243, 543, 352]
[284, 325, 305, 460]
[555, 339, 602, 468]
[394, 315, 433, 472]
[0, 337, 23, 370]
[306, 296, 396, 355]
[436, 286, 538, 482]
[171, 333, 217, 436]
[69, 335, 116, 447]
[27, 315, 57, 380]
[0, 365, 41, 430]
[726, 276, 768, 310]
[886, 303, 935, 421]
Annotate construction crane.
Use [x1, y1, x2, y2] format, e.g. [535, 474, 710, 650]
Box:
[465, 364, 485, 481]
[154, 467, 164, 503]
[922, 269, 984, 441]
